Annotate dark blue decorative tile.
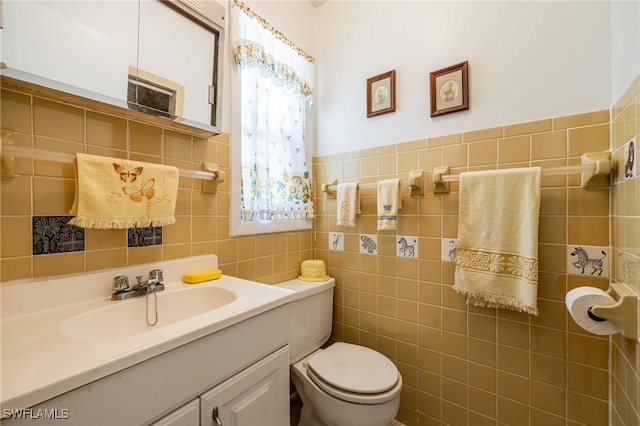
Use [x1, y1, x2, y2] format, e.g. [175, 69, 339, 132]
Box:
[127, 226, 163, 247]
[33, 216, 85, 255]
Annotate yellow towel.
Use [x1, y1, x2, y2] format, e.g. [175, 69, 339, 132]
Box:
[377, 178, 401, 231]
[336, 182, 360, 227]
[453, 167, 541, 315]
[69, 153, 179, 229]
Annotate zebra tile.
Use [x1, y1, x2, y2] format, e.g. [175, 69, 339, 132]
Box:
[567, 245, 609, 278]
[397, 236, 418, 258]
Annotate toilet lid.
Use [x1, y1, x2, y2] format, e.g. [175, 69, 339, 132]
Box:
[307, 343, 399, 395]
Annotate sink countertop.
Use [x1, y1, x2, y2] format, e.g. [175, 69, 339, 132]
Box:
[1, 255, 296, 410]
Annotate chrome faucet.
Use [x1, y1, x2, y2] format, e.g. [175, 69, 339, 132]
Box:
[111, 269, 165, 300]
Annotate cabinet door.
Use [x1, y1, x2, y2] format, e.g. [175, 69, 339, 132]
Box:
[200, 346, 289, 426]
[150, 399, 200, 426]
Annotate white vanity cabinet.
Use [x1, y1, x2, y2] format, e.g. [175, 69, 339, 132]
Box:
[4, 307, 290, 426]
[199, 346, 289, 426]
[150, 346, 289, 426]
[151, 400, 200, 426]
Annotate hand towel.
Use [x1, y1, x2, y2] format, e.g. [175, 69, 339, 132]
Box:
[377, 178, 401, 231]
[453, 167, 541, 315]
[69, 153, 179, 229]
[336, 182, 360, 227]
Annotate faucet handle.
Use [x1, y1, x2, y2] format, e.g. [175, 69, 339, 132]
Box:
[113, 275, 129, 293]
[149, 269, 163, 283]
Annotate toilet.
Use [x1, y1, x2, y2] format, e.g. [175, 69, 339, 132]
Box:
[277, 277, 402, 426]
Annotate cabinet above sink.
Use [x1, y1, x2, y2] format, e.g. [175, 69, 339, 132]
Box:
[1, 0, 225, 136]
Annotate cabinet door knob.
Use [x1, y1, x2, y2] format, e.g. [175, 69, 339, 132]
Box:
[212, 407, 223, 426]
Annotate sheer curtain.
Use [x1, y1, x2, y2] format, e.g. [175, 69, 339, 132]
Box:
[231, 1, 314, 222]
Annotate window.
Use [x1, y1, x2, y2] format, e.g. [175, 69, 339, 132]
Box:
[230, 2, 315, 236]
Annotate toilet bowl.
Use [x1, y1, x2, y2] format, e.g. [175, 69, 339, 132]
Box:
[277, 278, 402, 426]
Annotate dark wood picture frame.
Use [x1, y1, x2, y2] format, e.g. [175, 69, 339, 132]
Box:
[430, 61, 469, 117]
[367, 70, 396, 118]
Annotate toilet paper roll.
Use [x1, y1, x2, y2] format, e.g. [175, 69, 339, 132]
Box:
[565, 286, 620, 335]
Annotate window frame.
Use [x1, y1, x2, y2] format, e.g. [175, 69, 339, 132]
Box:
[229, 61, 314, 237]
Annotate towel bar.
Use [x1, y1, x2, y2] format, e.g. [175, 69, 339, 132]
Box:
[0, 143, 225, 193]
[431, 151, 612, 193]
[321, 169, 426, 198]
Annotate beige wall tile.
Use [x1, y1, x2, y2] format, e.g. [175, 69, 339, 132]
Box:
[532, 130, 567, 160]
[1, 175, 31, 215]
[85, 228, 126, 250]
[427, 133, 460, 148]
[1, 216, 32, 257]
[2, 89, 32, 134]
[504, 119, 552, 137]
[33, 177, 75, 215]
[553, 110, 610, 130]
[86, 248, 127, 270]
[498, 135, 530, 163]
[164, 130, 193, 160]
[86, 111, 127, 150]
[33, 97, 84, 142]
[33, 138, 82, 178]
[568, 123, 610, 156]
[129, 121, 162, 156]
[1, 256, 32, 281]
[33, 252, 85, 277]
[468, 140, 497, 166]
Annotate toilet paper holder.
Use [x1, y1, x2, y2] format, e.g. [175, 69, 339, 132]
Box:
[589, 282, 637, 340]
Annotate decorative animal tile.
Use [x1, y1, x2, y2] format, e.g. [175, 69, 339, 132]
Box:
[128, 226, 163, 247]
[397, 236, 418, 258]
[441, 238, 459, 262]
[329, 232, 344, 251]
[623, 137, 636, 180]
[32, 216, 85, 255]
[359, 234, 378, 254]
[567, 245, 609, 278]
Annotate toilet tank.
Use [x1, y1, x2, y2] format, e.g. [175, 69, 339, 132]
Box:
[276, 278, 335, 364]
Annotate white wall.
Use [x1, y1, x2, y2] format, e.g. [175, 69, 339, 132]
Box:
[611, 0, 640, 102]
[313, 1, 612, 156]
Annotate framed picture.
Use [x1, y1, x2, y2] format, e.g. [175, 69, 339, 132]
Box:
[430, 61, 469, 117]
[367, 70, 396, 118]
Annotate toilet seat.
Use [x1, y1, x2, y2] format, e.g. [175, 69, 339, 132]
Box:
[305, 342, 401, 404]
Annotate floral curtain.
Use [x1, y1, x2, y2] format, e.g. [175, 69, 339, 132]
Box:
[232, 2, 315, 222]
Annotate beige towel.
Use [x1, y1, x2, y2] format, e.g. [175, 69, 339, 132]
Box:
[453, 167, 541, 315]
[336, 182, 360, 227]
[69, 153, 179, 229]
[377, 178, 401, 231]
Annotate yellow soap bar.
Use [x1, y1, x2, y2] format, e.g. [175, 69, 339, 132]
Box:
[183, 269, 222, 284]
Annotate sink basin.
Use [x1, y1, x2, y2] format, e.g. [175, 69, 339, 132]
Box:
[59, 285, 237, 342]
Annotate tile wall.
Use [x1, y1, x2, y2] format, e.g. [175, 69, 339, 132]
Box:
[0, 82, 312, 284]
[313, 110, 615, 425]
[611, 74, 640, 426]
[2, 76, 639, 426]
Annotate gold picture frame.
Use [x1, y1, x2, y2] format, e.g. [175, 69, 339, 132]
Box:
[367, 70, 396, 118]
[430, 61, 469, 117]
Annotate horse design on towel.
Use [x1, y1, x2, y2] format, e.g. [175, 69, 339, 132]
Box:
[398, 237, 417, 257]
[570, 247, 606, 276]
